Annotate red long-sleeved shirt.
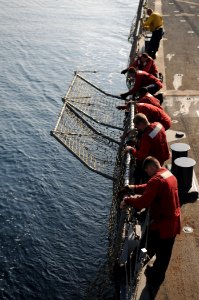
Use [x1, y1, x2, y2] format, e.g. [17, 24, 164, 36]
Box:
[132, 56, 158, 76]
[124, 168, 181, 239]
[137, 92, 162, 109]
[129, 71, 163, 95]
[131, 122, 170, 165]
[136, 103, 171, 130]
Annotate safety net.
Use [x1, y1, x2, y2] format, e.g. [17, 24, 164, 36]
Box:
[51, 73, 125, 180]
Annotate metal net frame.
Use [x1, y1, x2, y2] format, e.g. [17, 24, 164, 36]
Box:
[51, 73, 124, 180]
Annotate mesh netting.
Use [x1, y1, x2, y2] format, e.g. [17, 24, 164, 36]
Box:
[65, 74, 123, 130]
[51, 73, 124, 180]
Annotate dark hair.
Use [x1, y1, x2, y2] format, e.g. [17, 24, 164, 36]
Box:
[128, 67, 136, 74]
[133, 113, 148, 125]
[142, 156, 160, 169]
[147, 8, 153, 15]
[141, 53, 149, 59]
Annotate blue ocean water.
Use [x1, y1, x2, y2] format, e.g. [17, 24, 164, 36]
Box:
[0, 1, 138, 299]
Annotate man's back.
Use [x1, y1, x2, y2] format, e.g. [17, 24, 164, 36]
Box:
[136, 103, 171, 130]
[133, 56, 158, 76]
[130, 167, 181, 238]
[143, 12, 163, 32]
[130, 71, 163, 94]
[137, 92, 162, 108]
[137, 122, 170, 164]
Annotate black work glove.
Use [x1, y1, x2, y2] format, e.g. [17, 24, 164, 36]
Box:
[118, 186, 134, 200]
[121, 69, 127, 75]
[120, 93, 128, 100]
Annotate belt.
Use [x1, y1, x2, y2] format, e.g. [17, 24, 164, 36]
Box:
[154, 26, 163, 31]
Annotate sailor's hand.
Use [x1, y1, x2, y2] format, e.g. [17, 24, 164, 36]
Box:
[121, 69, 127, 75]
[120, 194, 134, 209]
[119, 185, 132, 194]
[126, 184, 135, 190]
[120, 199, 127, 209]
[120, 93, 128, 100]
[124, 145, 134, 152]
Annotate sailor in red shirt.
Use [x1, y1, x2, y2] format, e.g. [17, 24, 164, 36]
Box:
[137, 87, 162, 108]
[120, 68, 163, 99]
[125, 113, 170, 166]
[116, 89, 162, 112]
[120, 156, 181, 288]
[121, 52, 158, 77]
[135, 103, 171, 130]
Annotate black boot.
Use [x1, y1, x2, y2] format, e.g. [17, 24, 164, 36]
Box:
[155, 93, 164, 105]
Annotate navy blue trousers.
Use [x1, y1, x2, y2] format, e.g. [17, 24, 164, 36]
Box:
[147, 28, 164, 58]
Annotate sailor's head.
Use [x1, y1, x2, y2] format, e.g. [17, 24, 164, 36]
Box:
[133, 113, 149, 131]
[140, 52, 149, 63]
[143, 156, 161, 176]
[147, 8, 153, 16]
[128, 67, 137, 76]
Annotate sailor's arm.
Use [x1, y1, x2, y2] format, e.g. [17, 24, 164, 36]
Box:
[120, 177, 160, 210]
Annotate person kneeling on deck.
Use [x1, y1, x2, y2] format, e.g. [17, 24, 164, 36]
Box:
[120, 68, 163, 100]
[116, 87, 162, 111]
[124, 113, 170, 183]
[121, 52, 159, 77]
[141, 8, 164, 59]
[135, 103, 171, 131]
[116, 100, 170, 130]
[120, 156, 181, 296]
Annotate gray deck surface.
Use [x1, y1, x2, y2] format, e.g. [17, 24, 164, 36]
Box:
[135, 0, 199, 299]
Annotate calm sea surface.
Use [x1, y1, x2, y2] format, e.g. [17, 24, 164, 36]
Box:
[0, 1, 138, 299]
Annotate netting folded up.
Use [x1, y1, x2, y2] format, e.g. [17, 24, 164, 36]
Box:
[51, 73, 124, 180]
